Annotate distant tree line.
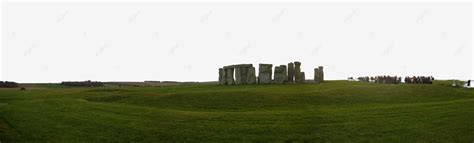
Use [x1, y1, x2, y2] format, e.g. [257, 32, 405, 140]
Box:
[61, 80, 104, 87]
[0, 81, 19, 88]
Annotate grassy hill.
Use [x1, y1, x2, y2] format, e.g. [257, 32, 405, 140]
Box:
[0, 80, 473, 142]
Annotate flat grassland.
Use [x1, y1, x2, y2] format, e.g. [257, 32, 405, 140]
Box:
[0, 80, 473, 142]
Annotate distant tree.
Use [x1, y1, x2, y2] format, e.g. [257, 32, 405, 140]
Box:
[0, 81, 19, 88]
[61, 81, 104, 87]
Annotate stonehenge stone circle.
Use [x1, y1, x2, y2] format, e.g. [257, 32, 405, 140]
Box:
[258, 64, 273, 84]
[219, 61, 315, 85]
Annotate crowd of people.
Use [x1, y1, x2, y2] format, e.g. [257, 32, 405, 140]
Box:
[353, 76, 434, 84]
[373, 76, 402, 84]
[404, 76, 434, 84]
[356, 76, 370, 82]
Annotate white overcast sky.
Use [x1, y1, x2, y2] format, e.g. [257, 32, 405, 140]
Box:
[1, 1, 472, 83]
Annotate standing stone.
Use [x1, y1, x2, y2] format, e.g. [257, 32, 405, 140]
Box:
[219, 68, 226, 85]
[273, 65, 286, 84]
[225, 68, 234, 85]
[240, 67, 248, 84]
[234, 67, 242, 85]
[318, 66, 324, 82]
[247, 67, 256, 84]
[314, 68, 320, 83]
[313, 66, 324, 83]
[258, 64, 273, 84]
[287, 63, 295, 83]
[294, 62, 302, 83]
[301, 72, 305, 83]
[281, 65, 287, 83]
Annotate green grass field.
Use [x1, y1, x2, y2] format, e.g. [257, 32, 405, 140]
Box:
[0, 80, 473, 142]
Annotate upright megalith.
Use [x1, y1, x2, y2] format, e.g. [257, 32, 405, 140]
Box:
[301, 72, 305, 83]
[318, 66, 324, 82]
[218, 68, 226, 85]
[287, 63, 295, 83]
[247, 67, 257, 84]
[274, 65, 287, 84]
[224, 68, 235, 85]
[314, 66, 324, 83]
[314, 68, 319, 83]
[235, 67, 243, 85]
[282, 65, 288, 83]
[258, 64, 273, 84]
[294, 61, 302, 83]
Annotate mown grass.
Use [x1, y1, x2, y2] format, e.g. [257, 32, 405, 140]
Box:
[0, 80, 473, 142]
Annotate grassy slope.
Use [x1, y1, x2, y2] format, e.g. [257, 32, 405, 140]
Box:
[0, 80, 473, 142]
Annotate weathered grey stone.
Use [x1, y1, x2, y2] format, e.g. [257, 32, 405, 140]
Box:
[235, 67, 242, 85]
[239, 67, 249, 84]
[224, 64, 253, 69]
[287, 63, 295, 83]
[314, 66, 324, 83]
[314, 68, 317, 81]
[241, 67, 249, 84]
[318, 66, 324, 82]
[225, 68, 235, 85]
[281, 65, 287, 83]
[258, 64, 273, 84]
[301, 72, 305, 83]
[220, 62, 310, 85]
[273, 65, 287, 84]
[226, 64, 254, 85]
[314, 68, 320, 83]
[294, 61, 302, 83]
[247, 67, 256, 84]
[219, 68, 226, 85]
